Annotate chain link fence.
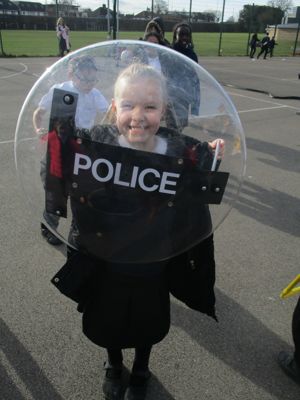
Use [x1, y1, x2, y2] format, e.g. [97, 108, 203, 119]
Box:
[0, 16, 299, 57]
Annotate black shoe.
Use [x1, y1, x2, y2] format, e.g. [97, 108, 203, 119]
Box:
[278, 351, 300, 385]
[41, 223, 63, 246]
[102, 361, 123, 400]
[124, 370, 151, 400]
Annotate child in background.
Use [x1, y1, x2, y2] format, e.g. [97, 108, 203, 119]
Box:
[249, 33, 260, 59]
[33, 55, 109, 245]
[169, 23, 200, 129]
[143, 16, 171, 47]
[56, 17, 70, 57]
[52, 63, 224, 400]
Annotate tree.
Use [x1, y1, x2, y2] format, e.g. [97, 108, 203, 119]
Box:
[238, 5, 284, 32]
[203, 9, 220, 22]
[226, 16, 235, 23]
[267, 0, 293, 13]
[154, 0, 168, 14]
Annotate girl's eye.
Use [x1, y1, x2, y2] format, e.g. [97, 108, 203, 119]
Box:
[121, 103, 132, 109]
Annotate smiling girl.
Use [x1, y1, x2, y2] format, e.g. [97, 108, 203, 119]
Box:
[51, 63, 224, 400]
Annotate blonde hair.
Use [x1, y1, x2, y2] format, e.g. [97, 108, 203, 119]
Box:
[56, 17, 64, 26]
[103, 63, 168, 124]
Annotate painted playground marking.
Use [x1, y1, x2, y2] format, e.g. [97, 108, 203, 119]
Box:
[0, 63, 28, 79]
[228, 90, 300, 111]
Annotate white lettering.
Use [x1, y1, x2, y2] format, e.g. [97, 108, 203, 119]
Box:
[130, 166, 139, 188]
[160, 172, 180, 195]
[92, 159, 114, 182]
[73, 153, 181, 194]
[114, 162, 130, 187]
[73, 153, 91, 175]
[138, 168, 160, 192]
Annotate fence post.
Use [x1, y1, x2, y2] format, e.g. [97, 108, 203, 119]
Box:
[246, 3, 254, 56]
[293, 20, 300, 56]
[218, 0, 226, 56]
[0, 29, 5, 56]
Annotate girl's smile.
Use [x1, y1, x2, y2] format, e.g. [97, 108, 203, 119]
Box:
[113, 78, 165, 151]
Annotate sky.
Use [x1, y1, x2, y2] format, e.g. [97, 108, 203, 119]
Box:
[36, 0, 298, 21]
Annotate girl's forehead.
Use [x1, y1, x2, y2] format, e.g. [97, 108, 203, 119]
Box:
[117, 77, 162, 97]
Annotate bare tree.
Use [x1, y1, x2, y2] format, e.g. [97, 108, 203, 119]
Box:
[267, 0, 293, 13]
[203, 9, 221, 21]
[154, 0, 168, 14]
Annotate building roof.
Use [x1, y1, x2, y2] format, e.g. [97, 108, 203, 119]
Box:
[12, 1, 45, 11]
[0, 0, 19, 11]
[90, 3, 111, 17]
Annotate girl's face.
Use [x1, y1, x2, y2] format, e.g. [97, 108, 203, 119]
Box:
[176, 27, 190, 46]
[146, 35, 159, 57]
[72, 67, 98, 93]
[113, 78, 165, 150]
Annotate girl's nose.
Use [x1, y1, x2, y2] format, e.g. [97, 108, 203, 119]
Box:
[132, 106, 144, 121]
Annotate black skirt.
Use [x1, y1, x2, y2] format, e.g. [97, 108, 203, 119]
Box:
[82, 265, 170, 349]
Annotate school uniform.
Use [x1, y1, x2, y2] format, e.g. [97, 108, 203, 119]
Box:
[38, 81, 108, 130]
[50, 126, 217, 349]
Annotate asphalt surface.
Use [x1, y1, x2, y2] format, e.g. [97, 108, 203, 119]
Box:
[0, 54, 300, 400]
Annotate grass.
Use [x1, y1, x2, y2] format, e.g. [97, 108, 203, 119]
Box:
[0, 29, 297, 57]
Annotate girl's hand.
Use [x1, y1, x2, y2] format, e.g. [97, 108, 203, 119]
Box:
[209, 139, 225, 159]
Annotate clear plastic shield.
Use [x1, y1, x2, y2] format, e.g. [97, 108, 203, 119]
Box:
[15, 40, 246, 263]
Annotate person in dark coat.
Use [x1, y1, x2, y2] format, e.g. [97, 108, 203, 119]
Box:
[278, 297, 300, 385]
[257, 32, 270, 59]
[249, 33, 259, 58]
[267, 36, 278, 58]
[168, 22, 200, 130]
[49, 63, 224, 400]
[171, 22, 198, 63]
[143, 16, 171, 47]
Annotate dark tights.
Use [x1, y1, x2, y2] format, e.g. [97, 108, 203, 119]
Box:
[293, 297, 300, 367]
[107, 346, 152, 372]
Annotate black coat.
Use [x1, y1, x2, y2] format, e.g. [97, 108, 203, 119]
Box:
[52, 234, 216, 316]
[52, 233, 216, 348]
[49, 127, 218, 347]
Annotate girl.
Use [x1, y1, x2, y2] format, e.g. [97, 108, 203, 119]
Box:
[170, 23, 200, 128]
[51, 63, 224, 400]
[56, 17, 70, 57]
[249, 33, 260, 59]
[172, 23, 198, 63]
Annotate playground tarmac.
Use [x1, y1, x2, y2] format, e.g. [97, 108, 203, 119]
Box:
[0, 55, 299, 400]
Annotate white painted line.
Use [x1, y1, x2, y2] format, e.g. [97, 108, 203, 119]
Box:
[238, 105, 288, 114]
[0, 63, 28, 79]
[228, 90, 300, 111]
[0, 138, 35, 145]
[209, 66, 298, 82]
[0, 140, 14, 144]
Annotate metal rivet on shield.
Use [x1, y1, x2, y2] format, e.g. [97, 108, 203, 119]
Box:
[54, 277, 59, 283]
[168, 201, 173, 207]
[79, 196, 85, 204]
[72, 182, 78, 189]
[177, 158, 183, 165]
[214, 187, 220, 193]
[77, 138, 82, 144]
[55, 210, 61, 215]
[96, 232, 103, 238]
[201, 186, 207, 191]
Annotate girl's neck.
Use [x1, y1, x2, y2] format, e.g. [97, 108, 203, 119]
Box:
[119, 135, 157, 152]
